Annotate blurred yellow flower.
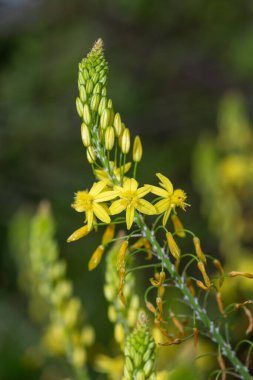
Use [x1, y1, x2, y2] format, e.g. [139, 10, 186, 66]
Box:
[109, 178, 156, 229]
[152, 173, 188, 225]
[72, 180, 117, 230]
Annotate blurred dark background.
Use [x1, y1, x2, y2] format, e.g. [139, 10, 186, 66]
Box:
[1, 0, 253, 379]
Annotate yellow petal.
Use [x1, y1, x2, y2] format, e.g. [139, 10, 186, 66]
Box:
[93, 203, 111, 224]
[136, 185, 152, 198]
[67, 225, 90, 242]
[156, 173, 173, 193]
[86, 210, 94, 231]
[155, 198, 170, 213]
[124, 178, 138, 192]
[126, 205, 135, 230]
[109, 199, 127, 215]
[88, 245, 105, 271]
[163, 207, 171, 226]
[95, 190, 118, 202]
[94, 169, 108, 181]
[150, 186, 168, 198]
[89, 181, 107, 196]
[136, 199, 156, 215]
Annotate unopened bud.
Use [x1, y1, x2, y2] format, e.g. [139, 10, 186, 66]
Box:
[197, 261, 211, 287]
[104, 126, 115, 150]
[113, 113, 123, 136]
[92, 72, 99, 84]
[98, 97, 107, 115]
[100, 108, 111, 129]
[83, 104, 91, 125]
[86, 146, 96, 163]
[229, 271, 253, 279]
[171, 214, 186, 237]
[86, 79, 94, 94]
[82, 69, 89, 81]
[76, 97, 84, 117]
[166, 232, 181, 260]
[193, 237, 206, 263]
[81, 123, 91, 147]
[79, 85, 87, 102]
[67, 224, 89, 242]
[102, 224, 115, 245]
[90, 94, 100, 112]
[133, 136, 143, 162]
[88, 245, 105, 271]
[93, 82, 102, 94]
[121, 128, 131, 154]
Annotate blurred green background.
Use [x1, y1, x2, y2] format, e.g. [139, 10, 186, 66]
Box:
[1, 1, 253, 379]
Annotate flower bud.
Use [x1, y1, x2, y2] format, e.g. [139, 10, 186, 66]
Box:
[133, 135, 143, 162]
[67, 224, 89, 242]
[76, 97, 84, 117]
[193, 236, 206, 263]
[90, 94, 100, 112]
[92, 72, 99, 84]
[197, 261, 211, 287]
[113, 113, 123, 136]
[88, 245, 105, 271]
[104, 126, 115, 150]
[171, 214, 186, 238]
[82, 68, 89, 81]
[81, 123, 91, 147]
[98, 96, 107, 115]
[93, 82, 102, 94]
[79, 85, 87, 102]
[100, 108, 111, 129]
[86, 146, 96, 163]
[166, 232, 181, 260]
[86, 79, 93, 94]
[83, 104, 91, 125]
[101, 87, 107, 96]
[121, 128, 131, 154]
[102, 224, 115, 245]
[78, 71, 85, 85]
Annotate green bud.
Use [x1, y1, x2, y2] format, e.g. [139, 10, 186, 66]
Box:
[92, 72, 99, 84]
[86, 79, 94, 94]
[76, 97, 84, 118]
[81, 123, 91, 147]
[100, 108, 111, 130]
[136, 370, 145, 380]
[86, 146, 96, 163]
[104, 126, 115, 151]
[83, 104, 91, 125]
[82, 69, 90, 81]
[100, 75, 107, 85]
[125, 356, 134, 372]
[107, 99, 113, 109]
[78, 72, 85, 85]
[98, 97, 107, 116]
[101, 87, 107, 96]
[121, 128, 130, 154]
[113, 113, 123, 137]
[90, 94, 100, 112]
[124, 312, 156, 379]
[99, 69, 106, 79]
[93, 82, 102, 94]
[79, 85, 87, 103]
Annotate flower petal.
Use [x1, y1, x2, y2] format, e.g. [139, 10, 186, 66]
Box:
[95, 190, 118, 202]
[86, 210, 94, 231]
[136, 199, 156, 215]
[89, 181, 107, 196]
[163, 207, 171, 226]
[154, 198, 171, 213]
[123, 178, 138, 193]
[109, 199, 127, 215]
[93, 203, 111, 224]
[126, 205, 135, 230]
[136, 185, 152, 198]
[156, 173, 173, 193]
[150, 186, 168, 198]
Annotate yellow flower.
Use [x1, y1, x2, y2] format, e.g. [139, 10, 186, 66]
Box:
[72, 181, 117, 231]
[109, 178, 156, 229]
[95, 161, 131, 186]
[151, 173, 188, 226]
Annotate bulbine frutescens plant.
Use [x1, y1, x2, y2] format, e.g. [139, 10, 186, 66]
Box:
[68, 39, 253, 379]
